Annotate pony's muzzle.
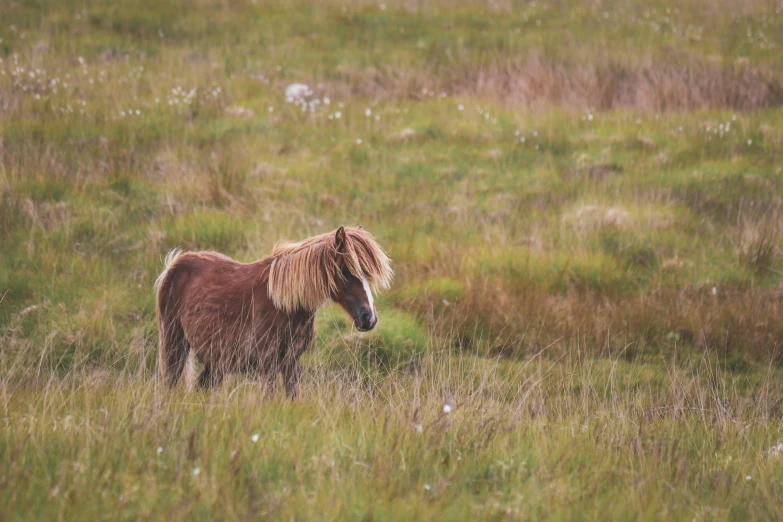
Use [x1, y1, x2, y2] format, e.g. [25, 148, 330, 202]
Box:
[356, 310, 377, 332]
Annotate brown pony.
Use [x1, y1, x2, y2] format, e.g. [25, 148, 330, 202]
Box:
[154, 226, 392, 397]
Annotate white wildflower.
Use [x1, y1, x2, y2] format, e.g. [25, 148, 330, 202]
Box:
[767, 440, 783, 459]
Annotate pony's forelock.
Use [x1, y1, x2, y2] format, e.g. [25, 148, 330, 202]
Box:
[268, 227, 393, 313]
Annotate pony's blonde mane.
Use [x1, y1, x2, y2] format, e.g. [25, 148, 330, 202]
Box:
[268, 227, 393, 313]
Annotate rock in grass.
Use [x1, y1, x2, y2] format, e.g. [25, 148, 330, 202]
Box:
[225, 106, 255, 118]
[398, 128, 418, 141]
[285, 83, 312, 102]
[637, 136, 657, 149]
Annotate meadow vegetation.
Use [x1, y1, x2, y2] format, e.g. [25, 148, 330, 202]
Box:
[1, 0, 783, 519]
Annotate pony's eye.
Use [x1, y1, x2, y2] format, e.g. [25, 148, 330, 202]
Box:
[341, 266, 352, 278]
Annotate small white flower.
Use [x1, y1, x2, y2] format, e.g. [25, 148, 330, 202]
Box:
[424, 483, 432, 491]
[323, 97, 330, 105]
[458, 104, 464, 111]
[135, 109, 140, 115]
[157, 447, 163, 455]
[268, 106, 274, 112]
[442, 404, 452, 414]
[193, 467, 201, 476]
[365, 108, 372, 117]
[251, 433, 259, 442]
[745, 475, 752, 481]
[747, 139, 752, 145]
[415, 423, 423, 433]
[334, 111, 342, 119]
[356, 138, 362, 145]
[711, 286, 717, 295]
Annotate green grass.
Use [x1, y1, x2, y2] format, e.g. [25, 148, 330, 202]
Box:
[1, 0, 783, 520]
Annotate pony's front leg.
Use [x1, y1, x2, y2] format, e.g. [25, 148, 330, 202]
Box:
[282, 358, 301, 399]
[260, 371, 278, 397]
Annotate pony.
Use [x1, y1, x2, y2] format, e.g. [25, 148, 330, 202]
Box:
[154, 226, 392, 397]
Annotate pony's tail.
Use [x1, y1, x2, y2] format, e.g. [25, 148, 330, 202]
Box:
[155, 249, 194, 388]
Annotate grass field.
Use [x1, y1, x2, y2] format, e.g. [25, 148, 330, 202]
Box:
[1, 0, 783, 519]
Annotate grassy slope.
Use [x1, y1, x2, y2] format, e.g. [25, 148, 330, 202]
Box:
[1, 0, 783, 520]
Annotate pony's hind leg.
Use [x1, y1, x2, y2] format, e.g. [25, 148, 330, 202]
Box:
[159, 318, 191, 388]
[197, 364, 223, 389]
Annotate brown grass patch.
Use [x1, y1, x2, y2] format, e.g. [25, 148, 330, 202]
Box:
[453, 59, 783, 110]
[400, 275, 783, 364]
[325, 58, 783, 111]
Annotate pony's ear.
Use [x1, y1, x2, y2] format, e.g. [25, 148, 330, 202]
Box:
[334, 226, 346, 251]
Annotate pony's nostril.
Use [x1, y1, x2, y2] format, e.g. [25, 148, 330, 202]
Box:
[360, 311, 373, 325]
